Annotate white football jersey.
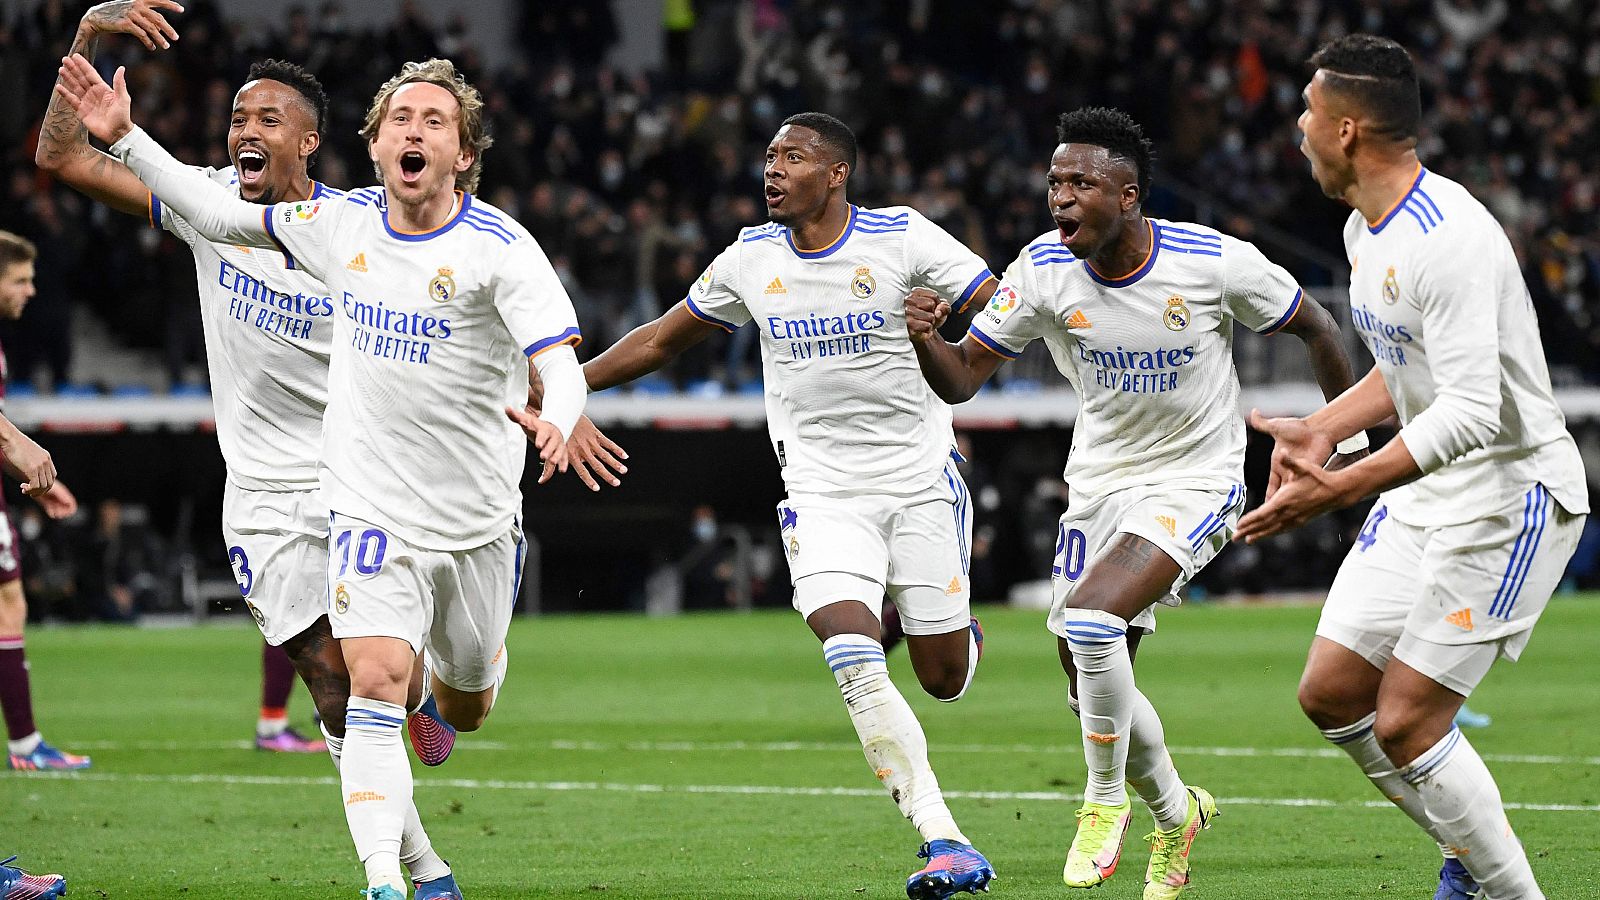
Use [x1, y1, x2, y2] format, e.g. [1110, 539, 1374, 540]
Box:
[971, 219, 1303, 495]
[152, 168, 334, 491]
[1344, 167, 1587, 526]
[263, 188, 582, 550]
[687, 205, 996, 496]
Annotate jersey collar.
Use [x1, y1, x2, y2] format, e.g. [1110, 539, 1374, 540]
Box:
[785, 205, 857, 260]
[383, 190, 472, 242]
[1084, 219, 1159, 288]
[1365, 165, 1427, 234]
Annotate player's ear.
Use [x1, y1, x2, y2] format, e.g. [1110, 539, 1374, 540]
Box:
[455, 145, 475, 175]
[300, 130, 320, 163]
[1122, 182, 1140, 213]
[829, 160, 849, 189]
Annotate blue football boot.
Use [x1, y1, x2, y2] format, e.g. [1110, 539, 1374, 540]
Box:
[414, 871, 464, 900]
[1434, 858, 1483, 900]
[0, 855, 67, 899]
[906, 839, 995, 899]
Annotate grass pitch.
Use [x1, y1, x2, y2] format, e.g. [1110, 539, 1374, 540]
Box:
[7, 597, 1600, 899]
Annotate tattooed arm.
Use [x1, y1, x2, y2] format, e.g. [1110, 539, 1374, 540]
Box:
[34, 0, 184, 217]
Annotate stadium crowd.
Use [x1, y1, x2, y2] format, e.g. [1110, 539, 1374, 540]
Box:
[1, 0, 1598, 391]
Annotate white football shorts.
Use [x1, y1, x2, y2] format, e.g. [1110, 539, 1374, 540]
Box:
[222, 479, 329, 646]
[1317, 483, 1585, 695]
[327, 510, 525, 693]
[782, 454, 973, 635]
[1047, 480, 1245, 638]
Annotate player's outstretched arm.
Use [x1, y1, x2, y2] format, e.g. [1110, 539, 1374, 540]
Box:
[0, 413, 57, 498]
[906, 287, 1005, 403]
[583, 302, 723, 392]
[55, 54, 274, 249]
[36, 0, 184, 217]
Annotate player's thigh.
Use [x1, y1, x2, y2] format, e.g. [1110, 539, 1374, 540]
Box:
[1046, 483, 1244, 638]
[886, 459, 972, 637]
[781, 495, 891, 624]
[1314, 501, 1420, 672]
[222, 482, 329, 646]
[428, 520, 524, 693]
[327, 511, 433, 654]
[1397, 490, 1585, 695]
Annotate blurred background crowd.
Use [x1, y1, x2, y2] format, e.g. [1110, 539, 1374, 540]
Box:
[1, 0, 1597, 617]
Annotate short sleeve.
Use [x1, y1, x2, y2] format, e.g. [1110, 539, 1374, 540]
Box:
[1221, 234, 1305, 334]
[965, 251, 1049, 360]
[491, 237, 583, 359]
[904, 211, 997, 313]
[682, 241, 750, 333]
[260, 196, 341, 280]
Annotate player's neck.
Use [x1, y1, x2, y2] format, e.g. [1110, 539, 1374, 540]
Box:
[388, 187, 461, 234]
[279, 174, 315, 204]
[1088, 215, 1151, 279]
[1350, 151, 1422, 225]
[788, 200, 852, 252]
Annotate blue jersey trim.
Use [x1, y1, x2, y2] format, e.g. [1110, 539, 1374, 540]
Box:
[967, 326, 1021, 360]
[1367, 167, 1429, 234]
[523, 326, 583, 358]
[262, 205, 298, 270]
[786, 206, 857, 259]
[382, 191, 472, 242]
[683, 295, 738, 333]
[1084, 220, 1159, 287]
[955, 271, 998, 312]
[1259, 288, 1305, 335]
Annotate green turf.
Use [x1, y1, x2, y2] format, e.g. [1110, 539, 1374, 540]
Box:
[6, 596, 1600, 898]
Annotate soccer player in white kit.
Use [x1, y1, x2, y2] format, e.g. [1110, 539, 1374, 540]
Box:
[570, 113, 999, 899]
[58, 54, 585, 899]
[40, 7, 463, 893]
[907, 108, 1362, 900]
[1237, 36, 1588, 900]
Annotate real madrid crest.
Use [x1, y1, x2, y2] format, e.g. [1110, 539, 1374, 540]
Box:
[245, 601, 266, 628]
[788, 536, 800, 560]
[851, 266, 876, 300]
[1163, 295, 1190, 331]
[1382, 266, 1399, 305]
[429, 266, 457, 303]
[334, 582, 351, 614]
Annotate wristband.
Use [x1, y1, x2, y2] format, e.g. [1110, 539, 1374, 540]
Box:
[1335, 432, 1370, 455]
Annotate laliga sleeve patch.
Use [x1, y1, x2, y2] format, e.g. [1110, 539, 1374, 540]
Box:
[278, 200, 324, 226]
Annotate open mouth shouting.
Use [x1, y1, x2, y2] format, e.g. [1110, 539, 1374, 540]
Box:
[235, 147, 268, 188]
[765, 182, 785, 210]
[1055, 216, 1082, 247]
[399, 149, 428, 185]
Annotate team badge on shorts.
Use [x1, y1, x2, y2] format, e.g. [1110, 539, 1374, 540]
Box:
[245, 601, 266, 628]
[1163, 295, 1190, 331]
[334, 582, 351, 614]
[777, 505, 800, 559]
[429, 266, 456, 303]
[1382, 266, 1400, 304]
[851, 266, 876, 299]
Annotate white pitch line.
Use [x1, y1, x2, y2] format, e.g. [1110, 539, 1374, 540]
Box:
[65, 738, 1600, 767]
[15, 769, 1600, 813]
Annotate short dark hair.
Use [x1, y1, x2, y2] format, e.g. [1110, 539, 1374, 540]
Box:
[0, 229, 37, 271]
[245, 58, 329, 167]
[1056, 107, 1154, 200]
[780, 112, 857, 171]
[1308, 34, 1420, 143]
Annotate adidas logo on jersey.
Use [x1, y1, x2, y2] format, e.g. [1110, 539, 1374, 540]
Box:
[764, 277, 787, 295]
[347, 252, 369, 272]
[1065, 309, 1092, 329]
[945, 576, 962, 596]
[1155, 515, 1176, 537]
[1445, 608, 1474, 631]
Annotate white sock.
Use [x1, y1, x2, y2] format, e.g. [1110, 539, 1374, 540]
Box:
[824, 634, 969, 844]
[257, 715, 289, 738]
[321, 722, 452, 884]
[936, 622, 980, 704]
[1064, 610, 1135, 806]
[1124, 689, 1188, 831]
[7, 730, 42, 756]
[1401, 727, 1544, 899]
[342, 697, 411, 892]
[1322, 713, 1453, 858]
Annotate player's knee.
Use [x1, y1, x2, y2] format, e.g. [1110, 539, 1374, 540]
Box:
[916, 662, 965, 701]
[1298, 673, 1371, 730]
[1372, 708, 1432, 765]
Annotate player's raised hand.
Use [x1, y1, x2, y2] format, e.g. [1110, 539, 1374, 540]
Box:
[506, 406, 570, 481]
[905, 287, 951, 344]
[1247, 408, 1334, 501]
[562, 415, 629, 491]
[83, 0, 185, 51]
[0, 428, 57, 498]
[56, 54, 135, 145]
[36, 481, 79, 520]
